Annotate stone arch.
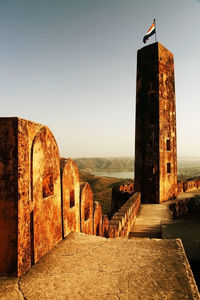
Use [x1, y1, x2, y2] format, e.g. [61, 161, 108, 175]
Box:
[60, 158, 80, 237]
[80, 182, 93, 235]
[31, 126, 62, 264]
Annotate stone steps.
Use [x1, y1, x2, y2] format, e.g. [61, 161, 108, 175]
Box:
[128, 204, 172, 239]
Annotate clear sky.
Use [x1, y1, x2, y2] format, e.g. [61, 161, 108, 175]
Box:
[0, 0, 200, 158]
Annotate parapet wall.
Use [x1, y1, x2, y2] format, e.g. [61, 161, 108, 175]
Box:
[177, 178, 200, 193]
[108, 192, 141, 238]
[111, 183, 134, 215]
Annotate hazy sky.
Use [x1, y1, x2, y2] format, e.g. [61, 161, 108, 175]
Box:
[0, 0, 200, 158]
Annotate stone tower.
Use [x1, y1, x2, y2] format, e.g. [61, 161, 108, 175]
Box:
[134, 42, 177, 203]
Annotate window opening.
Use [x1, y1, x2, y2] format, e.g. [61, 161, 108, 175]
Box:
[167, 163, 171, 174]
[167, 139, 170, 151]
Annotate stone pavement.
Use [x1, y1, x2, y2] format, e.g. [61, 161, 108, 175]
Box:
[0, 232, 199, 300]
[128, 204, 172, 238]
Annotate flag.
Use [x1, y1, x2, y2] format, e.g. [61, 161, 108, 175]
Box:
[143, 19, 156, 44]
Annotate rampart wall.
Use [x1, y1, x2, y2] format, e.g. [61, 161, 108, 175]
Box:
[108, 192, 141, 238]
[177, 178, 200, 193]
[0, 117, 140, 277]
[111, 183, 134, 215]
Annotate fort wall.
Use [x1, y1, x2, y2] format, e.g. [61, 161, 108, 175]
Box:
[177, 178, 200, 193]
[108, 192, 141, 238]
[80, 182, 94, 235]
[61, 158, 80, 237]
[93, 201, 102, 236]
[0, 117, 141, 276]
[0, 118, 63, 276]
[111, 183, 134, 215]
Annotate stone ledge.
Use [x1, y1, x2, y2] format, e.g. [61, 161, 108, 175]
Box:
[0, 232, 199, 300]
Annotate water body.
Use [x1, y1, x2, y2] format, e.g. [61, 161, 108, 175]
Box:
[91, 171, 134, 179]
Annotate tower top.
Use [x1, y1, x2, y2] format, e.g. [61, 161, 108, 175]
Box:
[138, 42, 174, 58]
[137, 42, 174, 67]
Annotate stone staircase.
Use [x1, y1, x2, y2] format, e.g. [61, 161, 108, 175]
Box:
[128, 204, 172, 239]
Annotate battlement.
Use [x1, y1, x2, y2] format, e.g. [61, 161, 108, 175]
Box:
[0, 117, 141, 277]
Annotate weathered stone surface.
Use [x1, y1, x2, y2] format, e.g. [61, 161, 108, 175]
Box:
[109, 192, 141, 238]
[60, 158, 80, 237]
[0, 118, 18, 276]
[135, 42, 177, 204]
[111, 183, 134, 215]
[0, 117, 62, 276]
[93, 201, 102, 236]
[0, 233, 199, 299]
[101, 214, 109, 238]
[178, 178, 200, 193]
[80, 182, 93, 235]
[129, 203, 172, 238]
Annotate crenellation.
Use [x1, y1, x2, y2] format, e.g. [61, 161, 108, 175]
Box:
[60, 158, 80, 237]
[101, 214, 109, 238]
[80, 182, 93, 235]
[93, 201, 102, 236]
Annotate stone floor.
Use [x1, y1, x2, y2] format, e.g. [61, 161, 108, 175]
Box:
[128, 204, 172, 238]
[0, 232, 199, 300]
[128, 190, 200, 291]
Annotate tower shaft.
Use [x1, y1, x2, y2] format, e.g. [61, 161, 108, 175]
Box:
[135, 42, 177, 203]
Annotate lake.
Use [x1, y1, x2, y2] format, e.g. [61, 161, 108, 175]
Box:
[91, 171, 134, 179]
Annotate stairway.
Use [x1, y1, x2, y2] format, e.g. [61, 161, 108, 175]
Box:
[128, 204, 172, 239]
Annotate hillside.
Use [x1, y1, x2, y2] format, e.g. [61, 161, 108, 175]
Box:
[74, 157, 134, 172]
[73, 157, 200, 180]
[61, 157, 200, 217]
[79, 171, 133, 218]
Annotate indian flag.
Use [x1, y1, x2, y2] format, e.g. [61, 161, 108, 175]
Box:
[143, 19, 156, 44]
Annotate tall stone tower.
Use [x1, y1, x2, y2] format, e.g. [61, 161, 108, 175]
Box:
[134, 42, 177, 203]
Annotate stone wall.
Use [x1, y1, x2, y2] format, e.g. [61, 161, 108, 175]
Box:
[80, 182, 94, 235]
[102, 214, 109, 238]
[61, 158, 80, 237]
[0, 117, 141, 277]
[0, 117, 62, 276]
[111, 183, 134, 216]
[135, 42, 177, 204]
[0, 118, 18, 276]
[93, 201, 102, 236]
[177, 178, 200, 193]
[108, 192, 141, 238]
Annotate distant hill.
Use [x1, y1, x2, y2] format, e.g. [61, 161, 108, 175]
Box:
[71, 157, 200, 181]
[74, 157, 134, 173]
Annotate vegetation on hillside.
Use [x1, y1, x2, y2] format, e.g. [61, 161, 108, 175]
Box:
[79, 171, 133, 218]
[61, 157, 200, 217]
[74, 157, 134, 172]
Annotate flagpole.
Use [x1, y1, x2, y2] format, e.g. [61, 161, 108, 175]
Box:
[154, 18, 157, 42]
